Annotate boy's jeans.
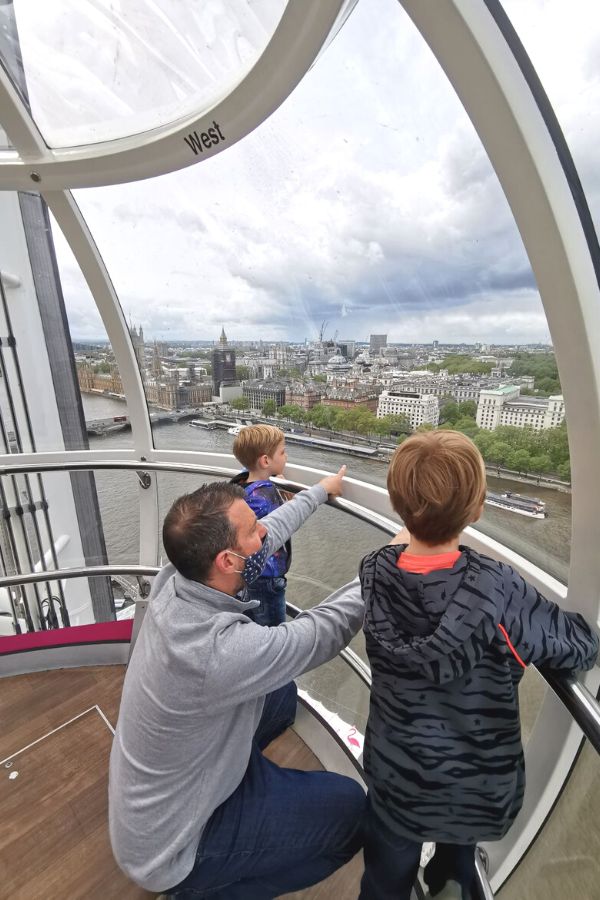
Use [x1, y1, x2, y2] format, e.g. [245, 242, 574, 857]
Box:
[359, 801, 477, 900]
[167, 682, 366, 899]
[246, 575, 287, 626]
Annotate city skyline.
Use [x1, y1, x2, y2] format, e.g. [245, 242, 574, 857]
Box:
[72, 334, 553, 349]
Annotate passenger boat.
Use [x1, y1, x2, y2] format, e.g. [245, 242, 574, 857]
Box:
[189, 419, 217, 430]
[0, 2, 599, 900]
[485, 491, 547, 518]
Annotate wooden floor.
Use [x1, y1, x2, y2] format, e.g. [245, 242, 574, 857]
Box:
[0, 665, 363, 899]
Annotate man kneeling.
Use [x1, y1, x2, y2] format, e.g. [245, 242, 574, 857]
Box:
[109, 471, 366, 899]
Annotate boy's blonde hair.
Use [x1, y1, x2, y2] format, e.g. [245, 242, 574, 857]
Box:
[387, 430, 486, 545]
[233, 424, 285, 470]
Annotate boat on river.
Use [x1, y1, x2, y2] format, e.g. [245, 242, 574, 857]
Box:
[485, 490, 547, 518]
[189, 419, 217, 430]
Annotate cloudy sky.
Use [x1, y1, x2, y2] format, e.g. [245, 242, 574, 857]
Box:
[33, 0, 600, 345]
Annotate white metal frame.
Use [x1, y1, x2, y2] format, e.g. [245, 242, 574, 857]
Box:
[398, 1, 600, 886]
[0, 0, 352, 190]
[0, 0, 598, 891]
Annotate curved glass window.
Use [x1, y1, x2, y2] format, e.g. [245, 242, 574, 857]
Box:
[8, 0, 286, 148]
[502, 0, 600, 239]
[72, 0, 570, 587]
[499, 739, 600, 899]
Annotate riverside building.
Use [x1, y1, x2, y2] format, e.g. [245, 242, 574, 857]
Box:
[477, 386, 565, 431]
[242, 378, 287, 412]
[377, 390, 439, 429]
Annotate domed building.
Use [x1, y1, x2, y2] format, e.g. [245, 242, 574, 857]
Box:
[327, 353, 352, 373]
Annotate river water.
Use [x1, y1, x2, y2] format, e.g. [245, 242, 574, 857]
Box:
[82, 394, 565, 737]
[82, 393, 571, 585]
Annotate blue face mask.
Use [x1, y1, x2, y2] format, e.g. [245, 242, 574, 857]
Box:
[228, 539, 270, 585]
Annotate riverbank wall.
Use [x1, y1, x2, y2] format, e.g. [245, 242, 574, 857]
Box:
[484, 467, 571, 494]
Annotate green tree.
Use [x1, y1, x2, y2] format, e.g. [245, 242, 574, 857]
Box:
[440, 401, 460, 425]
[354, 411, 376, 436]
[509, 352, 561, 395]
[307, 404, 327, 428]
[278, 404, 305, 423]
[458, 400, 477, 419]
[543, 424, 570, 470]
[507, 448, 531, 473]
[236, 365, 250, 381]
[529, 453, 552, 474]
[534, 376, 560, 396]
[487, 441, 512, 466]
[309, 404, 338, 430]
[380, 414, 411, 436]
[261, 399, 277, 417]
[312, 374, 327, 384]
[453, 416, 479, 438]
[428, 355, 493, 375]
[230, 397, 250, 410]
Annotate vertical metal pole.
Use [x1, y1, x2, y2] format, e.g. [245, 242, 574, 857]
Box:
[0, 2, 113, 625]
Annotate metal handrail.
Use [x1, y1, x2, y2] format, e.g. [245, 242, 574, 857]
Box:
[0, 460, 598, 756]
[544, 671, 600, 755]
[3, 564, 597, 757]
[0, 458, 400, 537]
[0, 459, 237, 477]
[0, 565, 375, 685]
[0, 564, 158, 588]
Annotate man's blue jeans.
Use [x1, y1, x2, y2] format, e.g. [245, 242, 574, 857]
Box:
[246, 576, 287, 626]
[167, 682, 366, 899]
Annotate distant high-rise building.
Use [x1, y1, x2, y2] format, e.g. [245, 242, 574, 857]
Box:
[337, 340, 356, 360]
[369, 334, 387, 356]
[212, 327, 236, 395]
[129, 321, 145, 374]
[151, 341, 163, 378]
[432, 340, 439, 350]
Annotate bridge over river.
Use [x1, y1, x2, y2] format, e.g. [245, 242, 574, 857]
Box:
[85, 408, 202, 436]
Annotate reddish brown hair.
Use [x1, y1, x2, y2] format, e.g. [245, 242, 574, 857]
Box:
[387, 430, 486, 545]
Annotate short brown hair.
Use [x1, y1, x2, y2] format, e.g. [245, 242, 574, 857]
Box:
[387, 430, 486, 545]
[233, 424, 285, 469]
[163, 482, 245, 582]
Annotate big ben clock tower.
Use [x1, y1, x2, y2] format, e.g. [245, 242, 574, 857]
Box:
[212, 327, 237, 397]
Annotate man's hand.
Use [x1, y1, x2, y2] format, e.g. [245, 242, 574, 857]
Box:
[319, 465, 347, 498]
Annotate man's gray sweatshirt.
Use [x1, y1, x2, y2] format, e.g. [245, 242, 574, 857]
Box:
[108, 484, 365, 892]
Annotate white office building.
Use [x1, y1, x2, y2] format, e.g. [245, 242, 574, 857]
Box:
[377, 390, 439, 430]
[477, 386, 565, 431]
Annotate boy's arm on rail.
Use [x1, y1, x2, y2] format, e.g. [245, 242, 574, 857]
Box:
[502, 566, 599, 672]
